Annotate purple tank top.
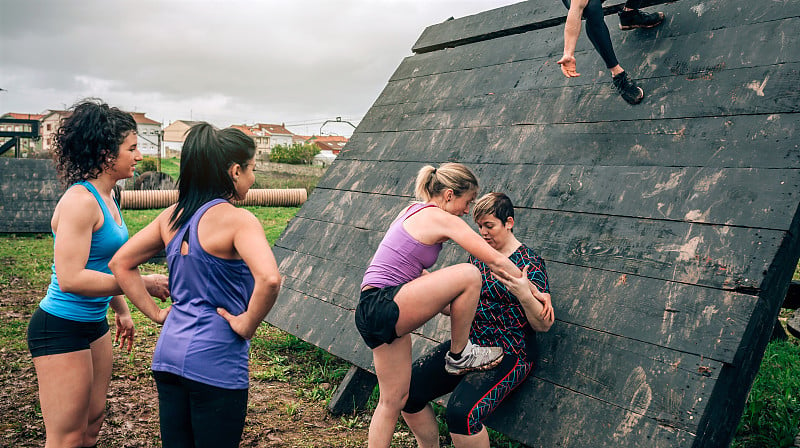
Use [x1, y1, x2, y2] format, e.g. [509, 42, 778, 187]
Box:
[152, 198, 255, 389]
[361, 203, 443, 289]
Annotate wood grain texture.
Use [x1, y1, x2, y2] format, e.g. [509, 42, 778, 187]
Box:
[0, 159, 62, 233]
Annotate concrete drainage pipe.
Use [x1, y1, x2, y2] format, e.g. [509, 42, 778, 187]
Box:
[120, 188, 307, 209]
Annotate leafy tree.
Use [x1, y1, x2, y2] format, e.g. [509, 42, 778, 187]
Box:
[137, 156, 159, 173]
[269, 143, 320, 165]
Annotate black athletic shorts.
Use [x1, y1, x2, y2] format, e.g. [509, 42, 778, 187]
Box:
[355, 285, 402, 349]
[27, 306, 109, 358]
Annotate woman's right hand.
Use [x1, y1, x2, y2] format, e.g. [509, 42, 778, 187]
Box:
[153, 305, 172, 325]
[144, 274, 170, 301]
[557, 55, 580, 77]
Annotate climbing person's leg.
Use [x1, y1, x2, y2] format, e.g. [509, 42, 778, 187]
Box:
[618, 0, 665, 30]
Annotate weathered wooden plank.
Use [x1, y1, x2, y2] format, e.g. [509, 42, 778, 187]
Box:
[0, 159, 61, 233]
[540, 261, 756, 364]
[532, 322, 722, 433]
[339, 114, 800, 170]
[359, 62, 800, 133]
[328, 366, 378, 416]
[513, 210, 780, 292]
[316, 160, 800, 231]
[273, 246, 365, 309]
[487, 373, 696, 448]
[382, 18, 800, 112]
[401, 6, 800, 85]
[410, 0, 799, 55]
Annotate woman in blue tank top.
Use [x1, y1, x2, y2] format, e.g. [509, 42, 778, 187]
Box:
[26, 99, 170, 448]
[111, 122, 281, 448]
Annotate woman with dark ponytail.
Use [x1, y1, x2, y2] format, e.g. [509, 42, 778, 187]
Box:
[110, 122, 281, 448]
[357, 162, 552, 447]
[27, 98, 170, 448]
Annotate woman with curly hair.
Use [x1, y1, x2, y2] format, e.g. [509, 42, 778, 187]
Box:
[26, 99, 169, 448]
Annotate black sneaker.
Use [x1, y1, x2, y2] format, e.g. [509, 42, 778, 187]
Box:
[612, 71, 644, 105]
[618, 9, 665, 30]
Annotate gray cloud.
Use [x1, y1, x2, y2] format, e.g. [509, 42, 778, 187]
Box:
[0, 0, 519, 136]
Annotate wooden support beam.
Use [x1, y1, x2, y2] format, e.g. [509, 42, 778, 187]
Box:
[327, 365, 377, 415]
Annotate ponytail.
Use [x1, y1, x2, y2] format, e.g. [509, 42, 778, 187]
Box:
[414, 162, 478, 202]
[170, 122, 256, 230]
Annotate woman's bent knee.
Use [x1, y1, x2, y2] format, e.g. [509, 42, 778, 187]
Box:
[379, 391, 409, 412]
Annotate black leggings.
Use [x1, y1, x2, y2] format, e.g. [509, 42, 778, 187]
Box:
[402, 342, 533, 435]
[153, 371, 248, 448]
[561, 0, 642, 68]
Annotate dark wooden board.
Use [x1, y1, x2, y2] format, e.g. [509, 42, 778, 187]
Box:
[341, 114, 800, 169]
[383, 21, 800, 113]
[316, 160, 800, 231]
[0, 159, 62, 233]
[410, 0, 799, 55]
[358, 62, 800, 133]
[401, 4, 800, 83]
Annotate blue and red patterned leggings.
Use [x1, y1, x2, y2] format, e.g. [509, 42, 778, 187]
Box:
[402, 341, 533, 435]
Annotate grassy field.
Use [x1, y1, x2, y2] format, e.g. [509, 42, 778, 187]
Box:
[1, 206, 798, 447]
[149, 157, 320, 193]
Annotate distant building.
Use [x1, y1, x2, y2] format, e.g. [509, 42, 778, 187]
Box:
[231, 122, 295, 159]
[0, 112, 44, 156]
[255, 123, 294, 150]
[130, 112, 161, 156]
[163, 120, 201, 155]
[40, 110, 71, 154]
[306, 135, 348, 166]
[231, 125, 270, 157]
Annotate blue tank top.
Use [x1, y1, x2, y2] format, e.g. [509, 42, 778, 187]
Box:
[361, 203, 442, 289]
[39, 181, 129, 322]
[152, 198, 255, 389]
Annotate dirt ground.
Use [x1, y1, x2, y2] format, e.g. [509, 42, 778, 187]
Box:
[0, 285, 419, 448]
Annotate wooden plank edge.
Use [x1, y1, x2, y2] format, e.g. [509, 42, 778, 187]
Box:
[412, 0, 679, 54]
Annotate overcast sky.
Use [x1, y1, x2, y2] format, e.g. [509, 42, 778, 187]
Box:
[0, 0, 520, 137]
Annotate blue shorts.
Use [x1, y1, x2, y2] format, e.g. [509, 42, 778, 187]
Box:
[27, 306, 109, 358]
[355, 285, 402, 349]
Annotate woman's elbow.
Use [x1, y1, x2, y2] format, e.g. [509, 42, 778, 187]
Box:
[256, 271, 282, 292]
[533, 318, 554, 333]
[55, 273, 79, 293]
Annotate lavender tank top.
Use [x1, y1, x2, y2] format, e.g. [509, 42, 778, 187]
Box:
[361, 203, 443, 289]
[152, 198, 255, 389]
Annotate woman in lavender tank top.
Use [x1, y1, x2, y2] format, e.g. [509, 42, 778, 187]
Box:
[357, 163, 552, 448]
[111, 123, 281, 448]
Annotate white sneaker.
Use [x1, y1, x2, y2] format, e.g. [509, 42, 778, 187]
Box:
[444, 340, 504, 375]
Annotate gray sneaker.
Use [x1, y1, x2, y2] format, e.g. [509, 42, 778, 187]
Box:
[444, 340, 504, 375]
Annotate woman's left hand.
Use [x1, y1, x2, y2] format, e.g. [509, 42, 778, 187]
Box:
[493, 264, 535, 297]
[494, 265, 554, 323]
[115, 312, 136, 352]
